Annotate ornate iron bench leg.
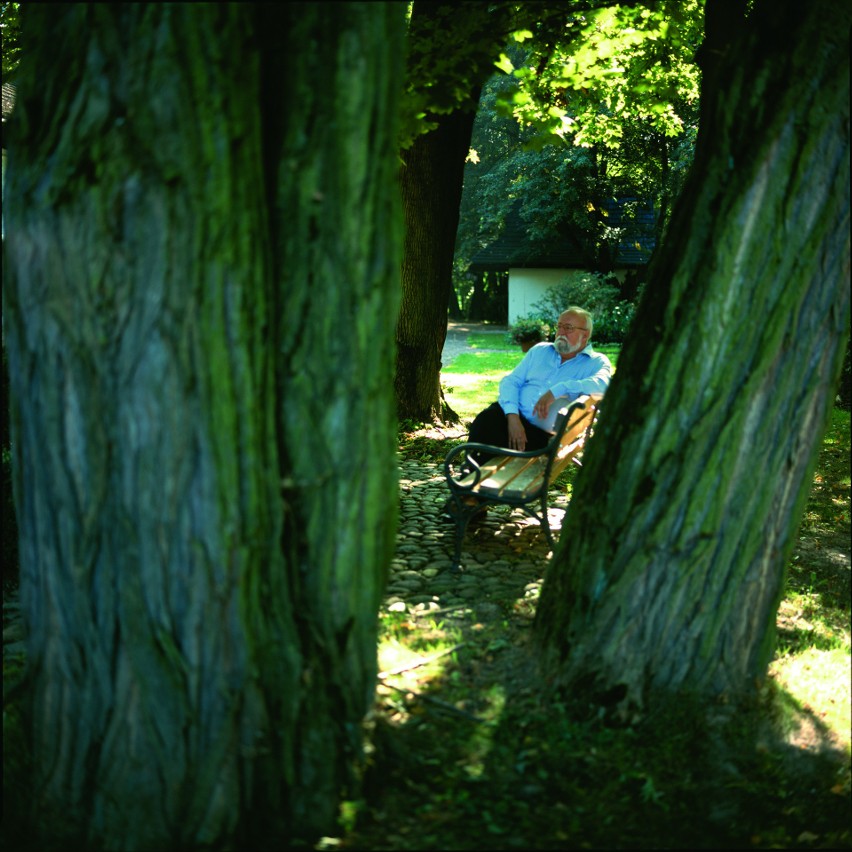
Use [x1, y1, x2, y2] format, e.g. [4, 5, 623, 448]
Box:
[540, 494, 555, 551]
[451, 516, 465, 573]
[449, 498, 487, 573]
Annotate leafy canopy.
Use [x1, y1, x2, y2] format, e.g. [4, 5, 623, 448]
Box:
[494, 1, 703, 151]
[1, 2, 21, 79]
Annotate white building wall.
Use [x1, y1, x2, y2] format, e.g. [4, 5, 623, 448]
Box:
[507, 267, 631, 324]
[508, 268, 585, 324]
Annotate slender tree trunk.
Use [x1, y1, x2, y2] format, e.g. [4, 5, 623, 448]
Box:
[448, 283, 464, 321]
[466, 270, 489, 321]
[3, 4, 404, 848]
[394, 0, 522, 423]
[534, 0, 850, 711]
[396, 104, 476, 423]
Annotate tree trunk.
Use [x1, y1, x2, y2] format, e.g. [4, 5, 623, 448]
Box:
[3, 4, 404, 849]
[394, 0, 525, 424]
[534, 0, 850, 711]
[466, 270, 489, 321]
[448, 282, 464, 321]
[396, 103, 476, 423]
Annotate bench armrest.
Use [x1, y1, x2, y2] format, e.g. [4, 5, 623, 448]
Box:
[443, 441, 554, 491]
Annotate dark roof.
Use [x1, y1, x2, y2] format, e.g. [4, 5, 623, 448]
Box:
[469, 207, 590, 271]
[469, 199, 655, 272]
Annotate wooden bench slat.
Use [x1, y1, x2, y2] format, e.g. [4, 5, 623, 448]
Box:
[479, 457, 548, 498]
[458, 455, 547, 496]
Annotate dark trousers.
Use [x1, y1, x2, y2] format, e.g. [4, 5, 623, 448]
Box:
[466, 402, 552, 463]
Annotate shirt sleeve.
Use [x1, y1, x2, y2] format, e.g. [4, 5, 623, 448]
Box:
[497, 349, 534, 415]
[549, 352, 612, 399]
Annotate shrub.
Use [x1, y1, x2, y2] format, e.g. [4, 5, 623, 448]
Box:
[592, 301, 637, 344]
[505, 315, 553, 346]
[530, 272, 640, 344]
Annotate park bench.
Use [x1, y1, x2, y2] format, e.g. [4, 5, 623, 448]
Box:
[442, 393, 603, 571]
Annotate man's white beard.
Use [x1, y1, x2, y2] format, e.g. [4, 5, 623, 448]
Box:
[555, 335, 583, 356]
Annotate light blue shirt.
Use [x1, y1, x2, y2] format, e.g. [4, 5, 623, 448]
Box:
[498, 342, 612, 432]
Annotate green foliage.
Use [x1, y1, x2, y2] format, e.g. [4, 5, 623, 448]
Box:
[1, 2, 21, 80]
[399, 2, 519, 149]
[593, 300, 637, 344]
[532, 270, 620, 316]
[453, 6, 701, 314]
[495, 2, 703, 151]
[450, 0, 701, 284]
[528, 271, 640, 343]
[505, 315, 553, 345]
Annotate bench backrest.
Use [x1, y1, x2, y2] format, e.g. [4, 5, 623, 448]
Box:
[548, 394, 601, 477]
[457, 394, 602, 500]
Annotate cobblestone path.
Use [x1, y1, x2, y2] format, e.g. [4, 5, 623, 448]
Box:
[387, 458, 569, 614]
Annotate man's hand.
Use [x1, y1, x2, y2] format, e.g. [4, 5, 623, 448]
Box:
[506, 413, 527, 451]
[533, 390, 555, 420]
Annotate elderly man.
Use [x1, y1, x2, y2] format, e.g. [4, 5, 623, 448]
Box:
[468, 305, 611, 454]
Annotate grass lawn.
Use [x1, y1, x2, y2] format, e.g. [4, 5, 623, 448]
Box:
[442, 350, 523, 421]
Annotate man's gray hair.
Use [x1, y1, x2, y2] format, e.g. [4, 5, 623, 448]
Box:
[563, 306, 594, 338]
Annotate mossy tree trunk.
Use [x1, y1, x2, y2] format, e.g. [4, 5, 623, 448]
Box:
[534, 0, 850, 710]
[3, 3, 404, 849]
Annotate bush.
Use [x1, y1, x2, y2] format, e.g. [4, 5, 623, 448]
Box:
[505, 315, 553, 346]
[592, 300, 637, 344]
[530, 272, 640, 344]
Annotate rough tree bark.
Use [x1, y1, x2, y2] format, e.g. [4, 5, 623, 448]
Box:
[534, 0, 850, 710]
[395, 0, 523, 423]
[396, 104, 477, 423]
[3, 3, 404, 849]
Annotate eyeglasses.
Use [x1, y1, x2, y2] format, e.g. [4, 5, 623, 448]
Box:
[557, 323, 588, 333]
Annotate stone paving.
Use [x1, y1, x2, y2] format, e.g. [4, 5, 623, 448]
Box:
[385, 457, 570, 613]
[380, 322, 566, 614]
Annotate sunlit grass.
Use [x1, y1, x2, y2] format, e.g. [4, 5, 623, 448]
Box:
[771, 404, 852, 753]
[376, 607, 467, 723]
[769, 645, 851, 750]
[466, 331, 514, 350]
[443, 350, 524, 374]
[442, 350, 521, 422]
[442, 377, 501, 423]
